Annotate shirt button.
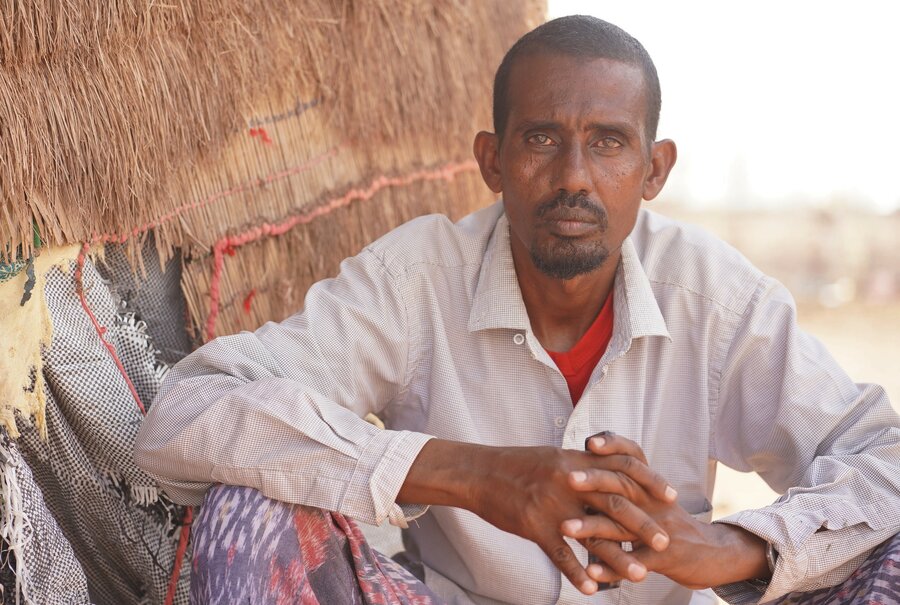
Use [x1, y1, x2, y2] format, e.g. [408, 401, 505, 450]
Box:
[554, 416, 566, 428]
[513, 333, 525, 345]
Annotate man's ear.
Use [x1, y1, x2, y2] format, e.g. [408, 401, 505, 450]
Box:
[642, 139, 677, 201]
[473, 131, 503, 194]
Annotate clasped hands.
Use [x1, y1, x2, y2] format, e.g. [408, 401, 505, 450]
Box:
[468, 434, 769, 595]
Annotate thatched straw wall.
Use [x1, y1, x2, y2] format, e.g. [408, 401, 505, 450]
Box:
[1, 0, 546, 341]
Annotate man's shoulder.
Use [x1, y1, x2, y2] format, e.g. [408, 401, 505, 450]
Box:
[632, 209, 766, 315]
[365, 202, 503, 275]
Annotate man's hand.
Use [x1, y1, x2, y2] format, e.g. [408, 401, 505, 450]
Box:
[562, 435, 770, 589]
[397, 438, 678, 595]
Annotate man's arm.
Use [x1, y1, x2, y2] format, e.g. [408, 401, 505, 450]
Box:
[709, 276, 899, 601]
[135, 249, 431, 526]
[561, 277, 899, 597]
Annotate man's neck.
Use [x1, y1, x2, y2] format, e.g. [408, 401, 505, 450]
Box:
[511, 244, 619, 353]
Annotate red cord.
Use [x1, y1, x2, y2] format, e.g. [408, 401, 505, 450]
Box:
[75, 243, 146, 416]
[163, 507, 193, 605]
[203, 159, 478, 340]
[242, 289, 256, 314]
[87, 146, 339, 248]
[75, 243, 193, 601]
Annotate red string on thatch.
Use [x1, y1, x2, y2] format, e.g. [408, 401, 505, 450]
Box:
[249, 127, 273, 144]
[242, 289, 257, 314]
[86, 146, 340, 248]
[203, 159, 479, 340]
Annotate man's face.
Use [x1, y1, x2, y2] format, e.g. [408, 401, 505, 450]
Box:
[480, 53, 660, 280]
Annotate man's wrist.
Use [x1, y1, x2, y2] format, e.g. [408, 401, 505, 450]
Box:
[396, 439, 490, 511]
[709, 523, 771, 584]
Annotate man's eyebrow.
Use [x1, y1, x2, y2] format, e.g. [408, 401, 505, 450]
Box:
[514, 120, 561, 134]
[514, 119, 640, 138]
[584, 121, 638, 137]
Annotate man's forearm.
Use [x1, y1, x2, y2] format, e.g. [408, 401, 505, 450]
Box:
[396, 439, 489, 510]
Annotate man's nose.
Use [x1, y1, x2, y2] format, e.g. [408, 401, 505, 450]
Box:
[552, 144, 592, 194]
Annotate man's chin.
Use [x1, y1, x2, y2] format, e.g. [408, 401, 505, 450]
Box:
[529, 249, 609, 280]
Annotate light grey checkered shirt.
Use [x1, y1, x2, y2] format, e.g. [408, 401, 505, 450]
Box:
[135, 202, 900, 605]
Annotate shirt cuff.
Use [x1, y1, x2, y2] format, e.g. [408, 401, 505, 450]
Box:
[712, 512, 802, 603]
[346, 428, 434, 526]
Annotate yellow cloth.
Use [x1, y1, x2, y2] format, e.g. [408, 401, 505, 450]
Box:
[0, 245, 81, 438]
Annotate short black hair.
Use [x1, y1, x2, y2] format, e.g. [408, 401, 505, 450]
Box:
[492, 15, 661, 142]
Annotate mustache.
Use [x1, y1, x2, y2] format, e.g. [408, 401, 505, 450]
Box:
[536, 191, 608, 226]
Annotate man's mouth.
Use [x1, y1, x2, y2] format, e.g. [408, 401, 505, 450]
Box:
[543, 216, 601, 237]
[539, 208, 604, 237]
[535, 193, 608, 238]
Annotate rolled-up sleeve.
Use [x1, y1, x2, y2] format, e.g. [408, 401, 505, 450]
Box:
[711, 276, 900, 603]
[134, 248, 433, 526]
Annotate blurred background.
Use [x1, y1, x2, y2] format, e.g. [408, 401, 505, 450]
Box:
[550, 0, 900, 545]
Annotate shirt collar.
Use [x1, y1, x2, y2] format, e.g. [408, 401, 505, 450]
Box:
[468, 207, 671, 348]
[468, 212, 531, 332]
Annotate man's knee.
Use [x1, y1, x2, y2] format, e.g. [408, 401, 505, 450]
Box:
[192, 485, 334, 576]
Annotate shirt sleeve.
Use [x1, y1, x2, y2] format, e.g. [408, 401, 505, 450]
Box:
[710, 276, 900, 603]
[134, 248, 433, 526]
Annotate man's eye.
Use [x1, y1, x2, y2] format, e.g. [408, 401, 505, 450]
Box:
[596, 137, 623, 149]
[528, 134, 554, 146]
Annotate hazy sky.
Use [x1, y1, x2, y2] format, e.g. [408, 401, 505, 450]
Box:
[549, 1, 900, 212]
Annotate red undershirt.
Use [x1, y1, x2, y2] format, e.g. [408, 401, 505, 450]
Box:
[545, 291, 615, 405]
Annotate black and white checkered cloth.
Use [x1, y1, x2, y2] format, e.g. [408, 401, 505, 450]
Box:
[4, 240, 191, 604]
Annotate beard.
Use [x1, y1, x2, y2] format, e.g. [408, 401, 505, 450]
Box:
[530, 237, 610, 280]
[529, 192, 610, 280]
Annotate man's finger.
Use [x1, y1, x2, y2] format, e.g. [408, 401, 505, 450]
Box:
[571, 455, 677, 503]
[582, 537, 648, 583]
[578, 491, 670, 552]
[540, 535, 598, 595]
[560, 513, 637, 543]
[586, 431, 648, 464]
[586, 559, 623, 586]
[567, 465, 645, 503]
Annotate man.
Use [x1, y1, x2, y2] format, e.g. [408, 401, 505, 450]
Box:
[135, 15, 900, 605]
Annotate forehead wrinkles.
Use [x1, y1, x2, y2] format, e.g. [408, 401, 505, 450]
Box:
[507, 55, 649, 134]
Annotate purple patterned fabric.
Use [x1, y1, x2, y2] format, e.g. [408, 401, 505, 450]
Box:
[771, 532, 900, 605]
[190, 484, 442, 604]
[191, 484, 899, 605]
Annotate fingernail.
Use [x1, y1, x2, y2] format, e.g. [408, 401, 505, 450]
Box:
[587, 563, 604, 579]
[651, 533, 669, 551]
[628, 563, 647, 581]
[665, 486, 678, 501]
[580, 579, 598, 594]
[563, 519, 583, 533]
[589, 436, 606, 449]
[571, 470, 587, 483]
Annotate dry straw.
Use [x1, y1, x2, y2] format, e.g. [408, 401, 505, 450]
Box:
[1, 0, 546, 342]
[1, 1, 544, 257]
